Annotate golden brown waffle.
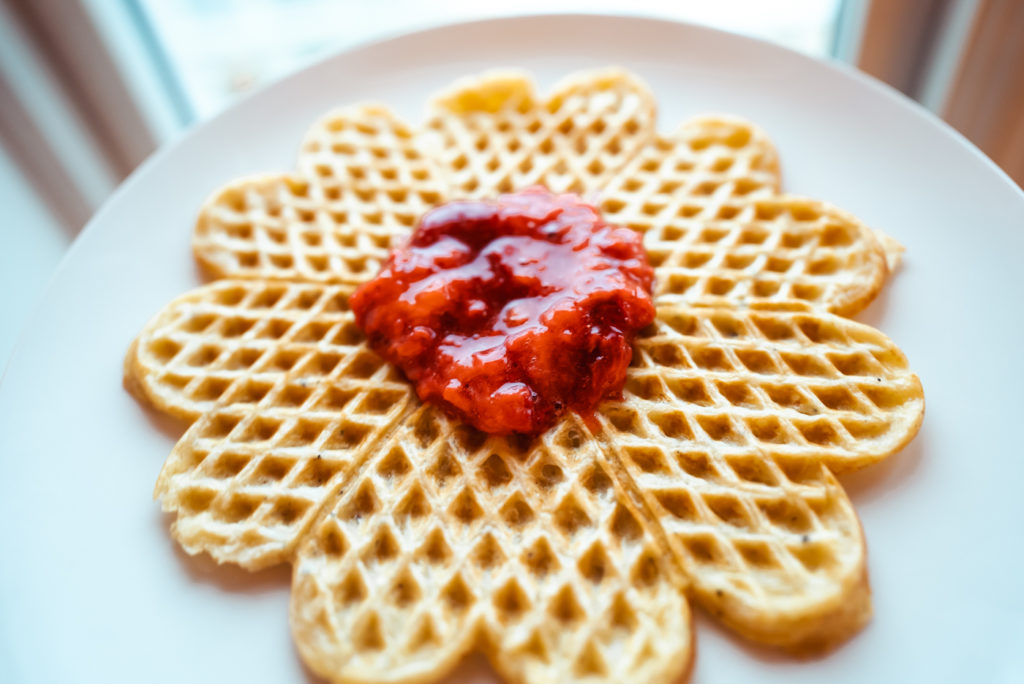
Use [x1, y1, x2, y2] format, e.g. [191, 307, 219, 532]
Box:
[126, 67, 926, 684]
[193, 105, 447, 285]
[601, 115, 782, 224]
[600, 115, 903, 300]
[128, 279, 417, 568]
[127, 287, 922, 656]
[420, 69, 657, 197]
[643, 195, 889, 316]
[129, 282, 695, 679]
[292, 407, 692, 684]
[632, 305, 924, 472]
[598, 304, 922, 650]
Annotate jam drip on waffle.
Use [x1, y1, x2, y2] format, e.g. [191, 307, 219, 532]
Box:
[352, 187, 655, 435]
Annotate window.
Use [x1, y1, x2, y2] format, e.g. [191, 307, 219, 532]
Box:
[136, 0, 844, 123]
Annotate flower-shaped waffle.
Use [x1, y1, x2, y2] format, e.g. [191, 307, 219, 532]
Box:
[126, 69, 924, 684]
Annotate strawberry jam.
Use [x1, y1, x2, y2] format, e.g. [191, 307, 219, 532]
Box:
[351, 187, 655, 435]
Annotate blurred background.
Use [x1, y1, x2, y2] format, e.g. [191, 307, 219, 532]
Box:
[1, 0, 1022, 366]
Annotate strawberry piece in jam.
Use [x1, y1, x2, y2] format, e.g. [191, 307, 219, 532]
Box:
[351, 187, 655, 435]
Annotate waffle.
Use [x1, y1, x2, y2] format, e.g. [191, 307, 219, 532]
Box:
[599, 303, 922, 650]
[126, 67, 926, 684]
[292, 407, 692, 684]
[129, 282, 695, 679]
[601, 116, 783, 224]
[420, 69, 657, 198]
[128, 279, 417, 568]
[600, 118, 892, 315]
[127, 286, 921, 653]
[644, 195, 889, 316]
[192, 105, 447, 285]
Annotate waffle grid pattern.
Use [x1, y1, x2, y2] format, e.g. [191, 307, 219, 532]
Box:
[293, 408, 691, 683]
[125, 68, 925, 684]
[645, 197, 887, 316]
[600, 118, 888, 316]
[601, 116, 781, 226]
[135, 280, 417, 568]
[193, 106, 448, 285]
[420, 69, 657, 198]
[625, 306, 924, 471]
[596, 306, 922, 648]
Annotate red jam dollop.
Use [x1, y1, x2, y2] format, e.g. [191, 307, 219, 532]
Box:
[351, 187, 655, 435]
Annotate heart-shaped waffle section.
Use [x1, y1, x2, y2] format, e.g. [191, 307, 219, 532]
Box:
[193, 106, 448, 285]
[601, 115, 782, 223]
[127, 69, 924, 684]
[292, 408, 692, 684]
[600, 304, 921, 649]
[600, 115, 904, 275]
[420, 69, 656, 197]
[643, 195, 888, 316]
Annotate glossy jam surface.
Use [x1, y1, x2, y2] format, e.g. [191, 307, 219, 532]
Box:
[351, 187, 655, 435]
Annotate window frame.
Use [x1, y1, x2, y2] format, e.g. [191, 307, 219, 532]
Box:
[2, 0, 1004, 235]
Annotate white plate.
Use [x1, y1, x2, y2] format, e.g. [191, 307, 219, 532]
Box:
[2, 14, 1022, 684]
